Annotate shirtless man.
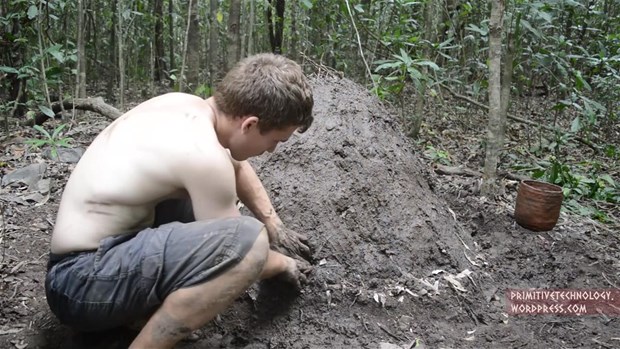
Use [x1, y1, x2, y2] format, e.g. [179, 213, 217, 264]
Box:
[45, 53, 314, 349]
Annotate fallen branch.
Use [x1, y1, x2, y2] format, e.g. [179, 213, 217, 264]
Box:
[376, 322, 407, 342]
[22, 97, 122, 126]
[434, 164, 530, 182]
[439, 84, 599, 152]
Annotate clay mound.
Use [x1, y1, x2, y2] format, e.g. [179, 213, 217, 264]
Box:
[255, 76, 474, 278]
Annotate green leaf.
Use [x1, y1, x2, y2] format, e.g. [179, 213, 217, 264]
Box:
[599, 174, 616, 187]
[27, 5, 38, 19]
[520, 19, 541, 38]
[216, 10, 223, 24]
[52, 124, 67, 139]
[537, 10, 552, 23]
[570, 117, 581, 133]
[414, 59, 440, 71]
[375, 61, 402, 71]
[465, 24, 487, 36]
[24, 139, 47, 148]
[48, 44, 65, 63]
[0, 66, 19, 74]
[46, 66, 63, 77]
[33, 125, 52, 140]
[56, 138, 72, 148]
[354, 4, 364, 12]
[38, 105, 56, 118]
[301, 0, 313, 9]
[573, 71, 591, 91]
[564, 0, 583, 7]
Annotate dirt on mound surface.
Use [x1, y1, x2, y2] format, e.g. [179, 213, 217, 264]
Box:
[1, 76, 618, 349]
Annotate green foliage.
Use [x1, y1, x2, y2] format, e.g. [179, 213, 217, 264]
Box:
[423, 145, 452, 165]
[194, 84, 212, 98]
[528, 157, 619, 221]
[373, 48, 439, 97]
[24, 124, 73, 159]
[0, 0, 77, 118]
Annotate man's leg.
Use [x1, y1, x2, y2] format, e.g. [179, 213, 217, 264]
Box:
[130, 227, 282, 349]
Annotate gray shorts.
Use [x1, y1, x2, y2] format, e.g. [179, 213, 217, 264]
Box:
[45, 201, 264, 332]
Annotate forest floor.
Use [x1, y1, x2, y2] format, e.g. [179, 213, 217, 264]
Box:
[0, 75, 619, 349]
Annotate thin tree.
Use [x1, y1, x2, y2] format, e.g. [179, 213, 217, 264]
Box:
[481, 0, 506, 196]
[409, 1, 441, 138]
[227, 0, 242, 69]
[36, 1, 51, 108]
[75, 0, 86, 100]
[117, 0, 125, 110]
[168, 0, 175, 78]
[153, 0, 165, 82]
[209, 0, 220, 87]
[185, 0, 201, 90]
[266, 0, 285, 54]
[246, 0, 255, 56]
[179, 0, 195, 91]
[288, 0, 298, 60]
[106, 0, 117, 101]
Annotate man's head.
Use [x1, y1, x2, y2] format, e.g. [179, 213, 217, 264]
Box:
[213, 53, 314, 160]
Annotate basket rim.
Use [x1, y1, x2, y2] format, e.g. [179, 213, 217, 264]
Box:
[520, 179, 563, 193]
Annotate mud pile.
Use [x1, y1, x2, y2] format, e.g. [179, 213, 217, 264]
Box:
[257, 76, 473, 280]
[229, 76, 480, 348]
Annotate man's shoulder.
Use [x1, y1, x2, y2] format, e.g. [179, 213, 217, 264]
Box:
[149, 92, 205, 104]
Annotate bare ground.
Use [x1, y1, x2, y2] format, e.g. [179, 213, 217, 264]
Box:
[1, 76, 619, 349]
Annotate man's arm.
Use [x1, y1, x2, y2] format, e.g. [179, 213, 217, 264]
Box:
[232, 160, 281, 237]
[232, 159, 311, 260]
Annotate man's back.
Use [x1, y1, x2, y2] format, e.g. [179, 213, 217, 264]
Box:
[51, 93, 236, 254]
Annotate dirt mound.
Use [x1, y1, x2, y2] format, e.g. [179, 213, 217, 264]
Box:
[258, 76, 474, 278]
[223, 76, 482, 348]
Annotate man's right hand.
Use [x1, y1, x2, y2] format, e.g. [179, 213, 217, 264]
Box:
[279, 255, 313, 290]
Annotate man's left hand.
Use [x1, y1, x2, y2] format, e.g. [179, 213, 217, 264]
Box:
[268, 224, 312, 261]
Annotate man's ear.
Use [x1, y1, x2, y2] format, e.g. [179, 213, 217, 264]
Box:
[240, 116, 259, 133]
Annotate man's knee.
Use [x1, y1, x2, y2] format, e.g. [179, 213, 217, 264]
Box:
[244, 227, 269, 272]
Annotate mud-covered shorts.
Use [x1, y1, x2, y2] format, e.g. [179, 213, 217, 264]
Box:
[45, 199, 264, 332]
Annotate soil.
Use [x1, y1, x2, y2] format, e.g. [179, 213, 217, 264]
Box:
[1, 76, 619, 349]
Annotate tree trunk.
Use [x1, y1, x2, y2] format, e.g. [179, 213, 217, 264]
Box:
[76, 0, 87, 99]
[209, 0, 220, 86]
[117, 0, 125, 110]
[227, 0, 242, 70]
[247, 0, 255, 56]
[481, 0, 505, 196]
[153, 0, 165, 82]
[267, 0, 285, 54]
[288, 0, 298, 60]
[409, 0, 440, 139]
[91, 1, 99, 87]
[168, 0, 175, 76]
[36, 1, 51, 109]
[186, 0, 201, 90]
[106, 0, 117, 101]
[499, 31, 514, 140]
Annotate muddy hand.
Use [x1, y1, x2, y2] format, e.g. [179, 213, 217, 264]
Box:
[271, 226, 312, 261]
[280, 256, 313, 291]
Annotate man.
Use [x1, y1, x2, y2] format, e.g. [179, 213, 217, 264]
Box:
[45, 53, 314, 349]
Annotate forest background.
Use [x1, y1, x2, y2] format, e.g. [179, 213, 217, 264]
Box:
[1, 0, 619, 226]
